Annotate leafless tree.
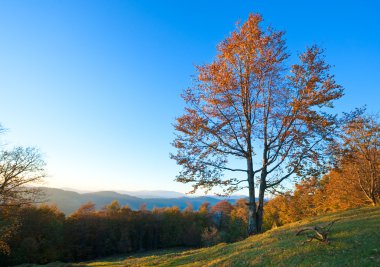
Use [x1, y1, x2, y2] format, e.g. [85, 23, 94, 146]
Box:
[0, 124, 46, 254]
[0, 146, 46, 206]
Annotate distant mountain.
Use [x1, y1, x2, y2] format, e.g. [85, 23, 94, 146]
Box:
[117, 190, 186, 199]
[39, 187, 243, 215]
[60, 187, 93, 194]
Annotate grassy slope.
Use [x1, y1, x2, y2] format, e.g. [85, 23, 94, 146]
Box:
[22, 207, 380, 267]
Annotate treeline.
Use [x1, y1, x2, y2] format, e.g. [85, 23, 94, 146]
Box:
[264, 115, 380, 228]
[0, 199, 248, 265]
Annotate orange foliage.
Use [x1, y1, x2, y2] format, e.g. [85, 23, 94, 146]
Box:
[322, 170, 369, 211]
[172, 13, 343, 234]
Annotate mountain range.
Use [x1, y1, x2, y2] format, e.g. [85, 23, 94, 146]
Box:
[39, 187, 246, 215]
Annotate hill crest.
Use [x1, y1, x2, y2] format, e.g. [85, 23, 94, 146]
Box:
[39, 187, 242, 214]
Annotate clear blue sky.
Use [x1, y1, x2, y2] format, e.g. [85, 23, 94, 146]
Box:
[0, 0, 379, 193]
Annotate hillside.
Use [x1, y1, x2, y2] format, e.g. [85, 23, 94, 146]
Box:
[40, 187, 239, 214]
[67, 207, 380, 266]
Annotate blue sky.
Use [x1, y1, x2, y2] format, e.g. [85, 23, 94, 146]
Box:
[0, 0, 379, 193]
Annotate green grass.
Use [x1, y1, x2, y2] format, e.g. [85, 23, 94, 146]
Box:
[21, 207, 380, 266]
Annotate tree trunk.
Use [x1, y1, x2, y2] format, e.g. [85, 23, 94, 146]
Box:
[247, 191, 257, 235]
[256, 176, 266, 233]
[247, 157, 257, 235]
[371, 195, 378, 206]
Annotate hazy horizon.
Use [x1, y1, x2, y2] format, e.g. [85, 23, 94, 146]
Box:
[40, 185, 249, 198]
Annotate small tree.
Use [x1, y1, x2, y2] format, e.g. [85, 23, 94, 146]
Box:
[0, 147, 45, 206]
[339, 115, 380, 206]
[172, 14, 343, 234]
[0, 125, 46, 256]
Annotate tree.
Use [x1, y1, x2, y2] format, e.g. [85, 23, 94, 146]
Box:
[199, 202, 211, 214]
[6, 205, 65, 265]
[211, 200, 233, 230]
[0, 207, 18, 255]
[0, 147, 46, 206]
[338, 115, 380, 206]
[211, 200, 233, 216]
[231, 198, 248, 224]
[322, 170, 368, 211]
[172, 14, 343, 234]
[0, 125, 46, 257]
[290, 177, 322, 219]
[263, 193, 291, 229]
[228, 199, 248, 241]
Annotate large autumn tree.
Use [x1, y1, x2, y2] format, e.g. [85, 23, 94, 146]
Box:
[172, 14, 343, 234]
